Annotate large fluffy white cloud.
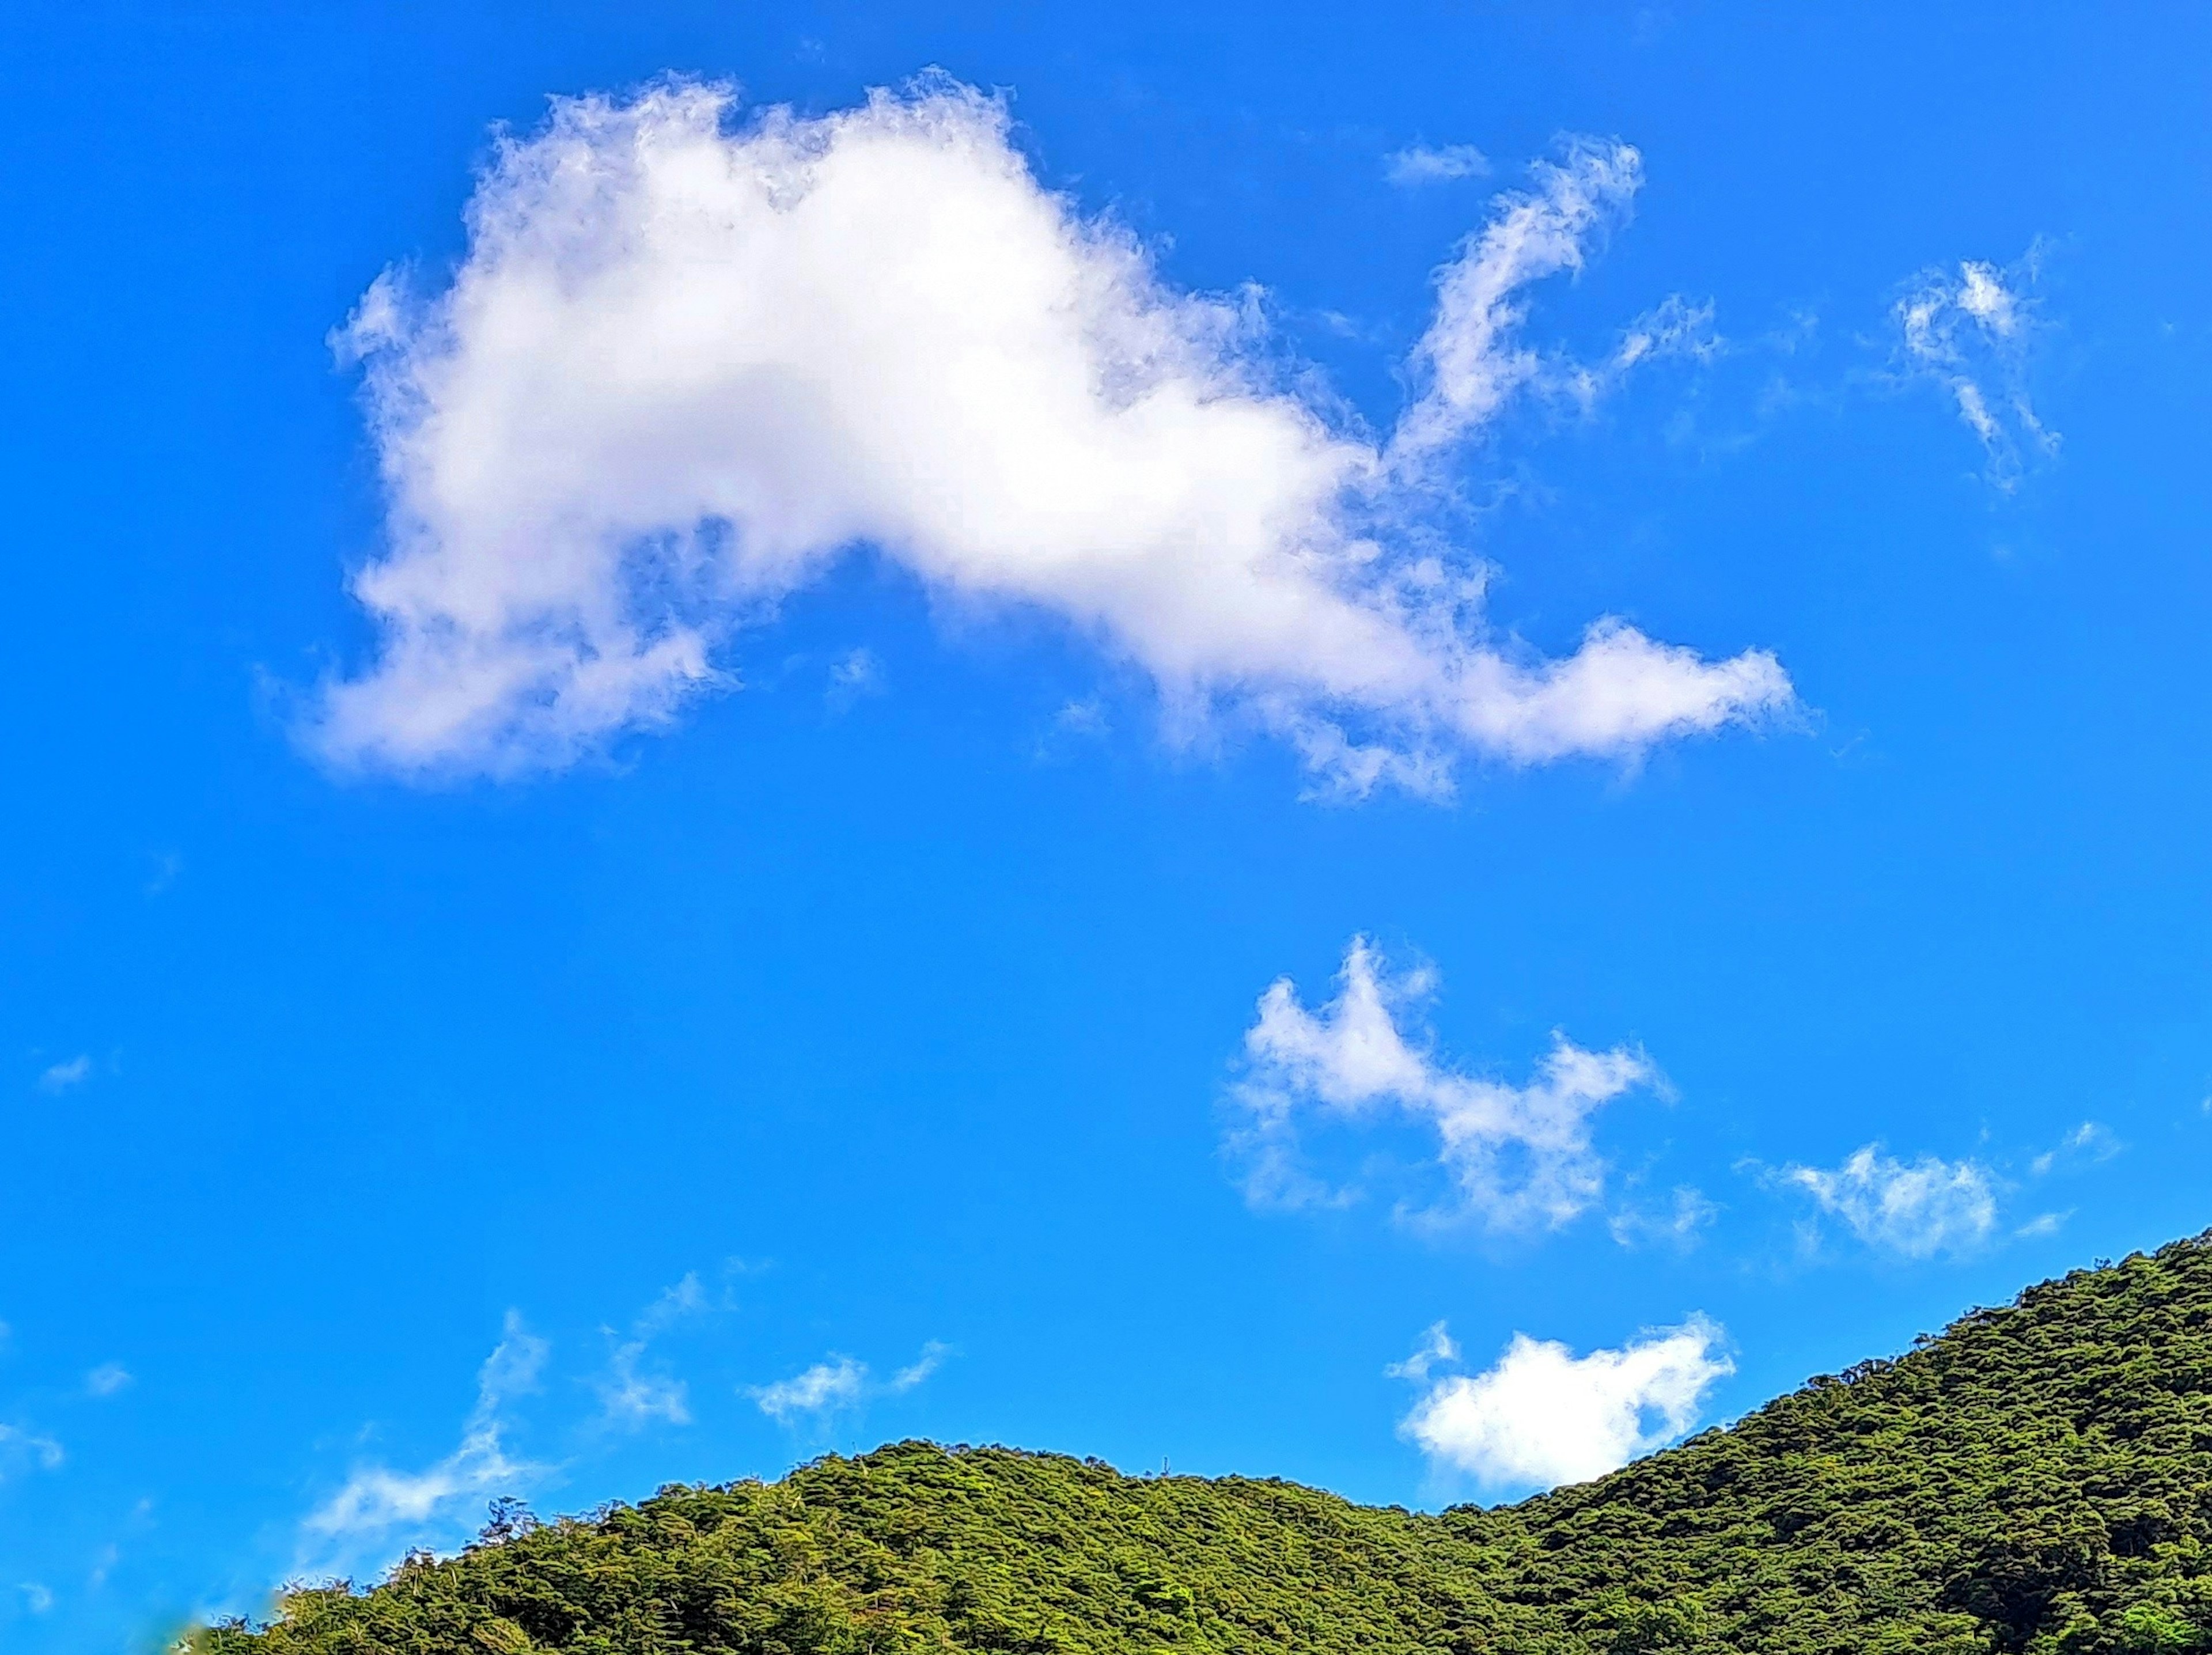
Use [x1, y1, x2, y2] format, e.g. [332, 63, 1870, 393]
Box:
[313, 78, 1790, 787]
[1232, 937, 1657, 1228]
[1399, 1317, 1731, 1489]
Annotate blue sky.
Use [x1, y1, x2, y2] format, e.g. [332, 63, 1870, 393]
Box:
[6, 0, 2212, 1645]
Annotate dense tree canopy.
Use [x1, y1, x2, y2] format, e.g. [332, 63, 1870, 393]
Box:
[202, 1233, 2212, 1655]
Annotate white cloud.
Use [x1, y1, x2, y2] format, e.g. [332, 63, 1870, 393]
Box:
[1399, 1317, 1730, 1489]
[2028, 1120, 2120, 1177]
[1392, 138, 1645, 461]
[1612, 295, 1721, 374]
[84, 1363, 131, 1398]
[749, 1355, 867, 1425]
[36, 1056, 90, 1095]
[1608, 1184, 1718, 1249]
[596, 1275, 703, 1430]
[310, 79, 1790, 791]
[1385, 142, 1490, 185]
[19, 1582, 52, 1615]
[1384, 1320, 1459, 1383]
[1895, 249, 2057, 488]
[890, 1340, 950, 1392]
[1232, 937, 1657, 1229]
[749, 1339, 948, 1426]
[0, 1424, 63, 1480]
[1784, 1143, 1997, 1258]
[305, 1312, 546, 1543]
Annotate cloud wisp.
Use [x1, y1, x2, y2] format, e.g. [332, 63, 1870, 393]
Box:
[1782, 1143, 1998, 1259]
[36, 1056, 90, 1095]
[1894, 249, 2058, 488]
[1384, 142, 1491, 186]
[1230, 937, 1659, 1230]
[302, 1313, 547, 1559]
[594, 1274, 706, 1431]
[310, 78, 1790, 793]
[748, 1340, 949, 1429]
[1397, 1317, 1731, 1490]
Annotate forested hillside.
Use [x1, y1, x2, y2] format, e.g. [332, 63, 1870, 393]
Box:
[202, 1233, 2212, 1655]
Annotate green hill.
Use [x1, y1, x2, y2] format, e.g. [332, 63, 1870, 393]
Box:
[201, 1233, 2212, 1655]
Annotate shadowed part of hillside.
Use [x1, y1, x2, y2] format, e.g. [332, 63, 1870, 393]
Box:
[200, 1233, 2212, 1655]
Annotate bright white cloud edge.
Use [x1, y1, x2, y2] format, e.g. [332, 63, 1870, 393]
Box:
[311, 77, 1791, 792]
[1399, 1316, 1732, 1489]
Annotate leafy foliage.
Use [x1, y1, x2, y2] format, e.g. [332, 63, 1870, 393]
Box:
[200, 1233, 2212, 1655]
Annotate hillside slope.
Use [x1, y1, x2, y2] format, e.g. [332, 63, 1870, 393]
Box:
[202, 1233, 2212, 1655]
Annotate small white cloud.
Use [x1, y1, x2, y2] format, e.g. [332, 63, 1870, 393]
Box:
[309, 84, 1789, 793]
[304, 1312, 546, 1546]
[1399, 1317, 1730, 1489]
[750, 1355, 868, 1425]
[1385, 143, 1491, 185]
[889, 1341, 950, 1392]
[1392, 138, 1645, 461]
[36, 1056, 90, 1095]
[1231, 937, 1657, 1230]
[825, 646, 884, 713]
[1384, 1320, 1459, 1383]
[19, 1582, 52, 1615]
[2028, 1120, 2120, 1177]
[84, 1364, 131, 1399]
[0, 1424, 64, 1480]
[2015, 1210, 2070, 1239]
[1608, 1185, 1718, 1249]
[596, 1274, 704, 1430]
[749, 1339, 948, 1426]
[1894, 248, 2057, 488]
[1783, 1144, 1997, 1258]
[1612, 295, 1721, 373]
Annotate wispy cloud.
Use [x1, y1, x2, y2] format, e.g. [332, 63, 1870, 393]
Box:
[2028, 1120, 2120, 1177]
[1782, 1144, 1997, 1258]
[1894, 247, 2058, 488]
[824, 647, 884, 714]
[1231, 937, 1658, 1230]
[83, 1364, 131, 1399]
[1609, 1185, 1718, 1250]
[0, 1424, 64, 1480]
[748, 1340, 950, 1428]
[1385, 142, 1490, 185]
[309, 81, 1787, 795]
[303, 1313, 546, 1553]
[36, 1056, 90, 1096]
[1397, 1317, 1730, 1490]
[595, 1275, 704, 1430]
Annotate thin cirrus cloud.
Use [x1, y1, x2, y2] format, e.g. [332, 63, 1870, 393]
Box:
[1894, 248, 2058, 489]
[0, 1423, 64, 1482]
[308, 77, 1791, 794]
[302, 1312, 546, 1556]
[1395, 1316, 1732, 1490]
[1229, 937, 1659, 1230]
[595, 1274, 706, 1431]
[748, 1342, 949, 1428]
[36, 1055, 90, 1095]
[1782, 1143, 1999, 1259]
[1384, 141, 1491, 185]
[83, 1363, 132, 1399]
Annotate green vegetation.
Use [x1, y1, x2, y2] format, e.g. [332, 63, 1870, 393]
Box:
[202, 1232, 2212, 1655]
